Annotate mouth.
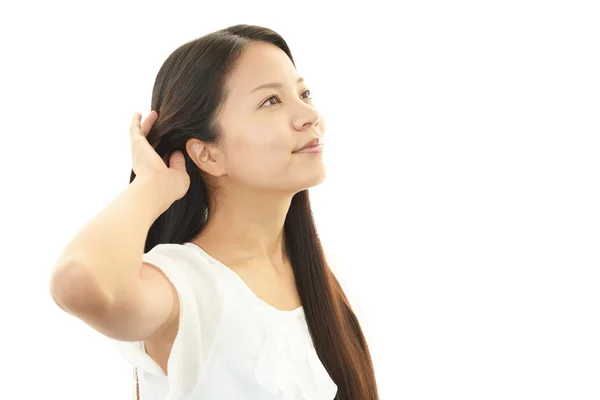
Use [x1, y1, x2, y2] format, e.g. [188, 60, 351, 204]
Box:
[293, 143, 324, 154]
[293, 137, 323, 153]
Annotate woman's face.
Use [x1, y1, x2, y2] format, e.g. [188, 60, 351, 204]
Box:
[208, 41, 326, 193]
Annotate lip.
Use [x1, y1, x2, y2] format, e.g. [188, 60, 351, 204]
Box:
[294, 137, 323, 153]
[294, 143, 324, 153]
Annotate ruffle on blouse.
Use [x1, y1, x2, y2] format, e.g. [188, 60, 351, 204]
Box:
[254, 307, 338, 400]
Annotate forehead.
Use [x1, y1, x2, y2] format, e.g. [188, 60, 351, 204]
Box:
[224, 41, 297, 97]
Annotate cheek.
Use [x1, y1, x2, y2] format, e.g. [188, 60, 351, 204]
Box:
[230, 152, 293, 188]
[226, 130, 293, 178]
[234, 126, 291, 154]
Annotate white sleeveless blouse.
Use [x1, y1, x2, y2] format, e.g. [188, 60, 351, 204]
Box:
[111, 242, 338, 400]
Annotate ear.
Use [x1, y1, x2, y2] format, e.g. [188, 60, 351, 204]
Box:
[185, 138, 227, 177]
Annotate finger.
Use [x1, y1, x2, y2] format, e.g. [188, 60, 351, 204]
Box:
[168, 151, 186, 170]
[130, 112, 141, 140]
[140, 110, 159, 137]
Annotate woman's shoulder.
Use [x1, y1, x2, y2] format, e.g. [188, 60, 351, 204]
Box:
[145, 241, 202, 257]
[143, 241, 224, 306]
[145, 242, 215, 273]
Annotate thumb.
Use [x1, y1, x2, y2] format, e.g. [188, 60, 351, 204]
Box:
[168, 151, 187, 171]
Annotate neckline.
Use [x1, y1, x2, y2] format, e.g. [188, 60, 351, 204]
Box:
[183, 242, 304, 316]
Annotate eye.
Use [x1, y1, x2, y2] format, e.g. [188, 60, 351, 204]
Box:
[262, 95, 280, 107]
[260, 89, 313, 108]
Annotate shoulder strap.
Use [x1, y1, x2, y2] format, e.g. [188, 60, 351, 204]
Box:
[134, 367, 139, 400]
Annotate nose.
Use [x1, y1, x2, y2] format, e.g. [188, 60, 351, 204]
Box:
[303, 116, 320, 130]
[295, 106, 321, 131]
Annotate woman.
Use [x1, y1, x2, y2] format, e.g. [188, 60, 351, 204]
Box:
[50, 24, 379, 400]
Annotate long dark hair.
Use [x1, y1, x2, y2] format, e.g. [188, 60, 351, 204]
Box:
[130, 24, 379, 400]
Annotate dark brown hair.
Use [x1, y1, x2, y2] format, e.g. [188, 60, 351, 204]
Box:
[131, 24, 379, 400]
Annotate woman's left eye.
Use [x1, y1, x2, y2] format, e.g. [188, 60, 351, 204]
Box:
[261, 90, 312, 107]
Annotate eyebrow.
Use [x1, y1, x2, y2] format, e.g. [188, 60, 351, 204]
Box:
[251, 77, 305, 93]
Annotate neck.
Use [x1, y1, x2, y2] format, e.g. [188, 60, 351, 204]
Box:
[195, 185, 295, 269]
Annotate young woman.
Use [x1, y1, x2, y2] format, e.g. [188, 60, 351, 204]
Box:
[50, 24, 379, 400]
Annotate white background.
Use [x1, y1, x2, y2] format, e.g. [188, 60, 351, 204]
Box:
[1, 1, 599, 399]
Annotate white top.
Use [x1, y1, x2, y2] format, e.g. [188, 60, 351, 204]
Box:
[111, 242, 338, 400]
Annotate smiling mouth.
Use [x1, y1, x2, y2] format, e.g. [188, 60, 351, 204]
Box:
[293, 143, 324, 154]
[294, 137, 324, 153]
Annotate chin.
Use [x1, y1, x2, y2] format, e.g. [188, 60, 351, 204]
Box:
[295, 168, 327, 191]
